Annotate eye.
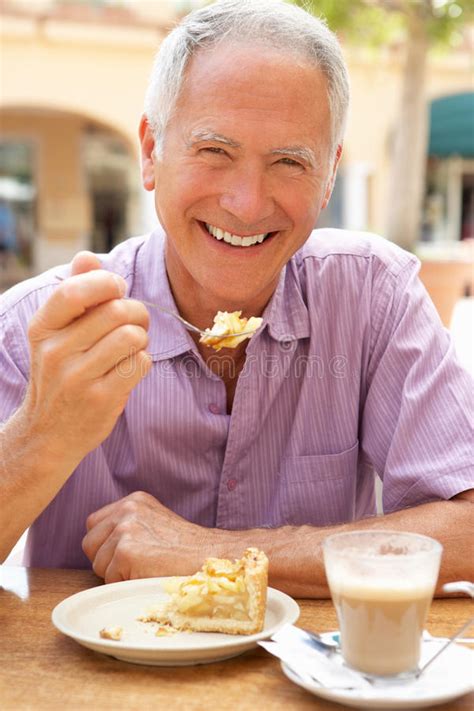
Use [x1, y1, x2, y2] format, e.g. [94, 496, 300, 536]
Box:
[277, 157, 304, 168]
[201, 146, 227, 155]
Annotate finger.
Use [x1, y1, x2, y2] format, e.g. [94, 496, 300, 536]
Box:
[92, 535, 121, 580]
[71, 251, 102, 277]
[86, 491, 155, 532]
[61, 297, 150, 354]
[101, 348, 152, 395]
[104, 543, 162, 583]
[32, 270, 127, 334]
[86, 501, 120, 532]
[104, 556, 126, 585]
[65, 323, 148, 380]
[91, 529, 134, 582]
[82, 516, 116, 562]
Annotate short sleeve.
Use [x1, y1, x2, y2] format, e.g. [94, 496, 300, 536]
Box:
[361, 257, 473, 512]
[0, 309, 29, 424]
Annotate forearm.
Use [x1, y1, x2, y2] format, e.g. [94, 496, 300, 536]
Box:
[0, 409, 79, 562]
[207, 498, 474, 598]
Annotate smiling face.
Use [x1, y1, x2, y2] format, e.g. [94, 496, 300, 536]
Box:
[140, 42, 340, 324]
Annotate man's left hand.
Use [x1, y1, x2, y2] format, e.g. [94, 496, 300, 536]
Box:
[82, 491, 216, 583]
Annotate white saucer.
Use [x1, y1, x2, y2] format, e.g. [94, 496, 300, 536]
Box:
[281, 639, 474, 709]
[52, 577, 299, 666]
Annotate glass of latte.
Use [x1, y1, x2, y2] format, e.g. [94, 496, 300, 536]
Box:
[323, 531, 442, 679]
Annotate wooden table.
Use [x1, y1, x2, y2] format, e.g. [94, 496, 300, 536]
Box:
[1, 566, 472, 710]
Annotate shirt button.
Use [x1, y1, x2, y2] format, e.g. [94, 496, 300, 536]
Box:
[209, 403, 220, 414]
[227, 478, 237, 491]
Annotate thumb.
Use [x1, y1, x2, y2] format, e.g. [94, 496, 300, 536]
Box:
[70, 250, 102, 277]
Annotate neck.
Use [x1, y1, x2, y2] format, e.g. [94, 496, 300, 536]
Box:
[164, 240, 277, 333]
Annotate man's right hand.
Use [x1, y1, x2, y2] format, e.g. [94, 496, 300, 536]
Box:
[20, 251, 151, 467]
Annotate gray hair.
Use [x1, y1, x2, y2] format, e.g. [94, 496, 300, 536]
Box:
[144, 0, 350, 157]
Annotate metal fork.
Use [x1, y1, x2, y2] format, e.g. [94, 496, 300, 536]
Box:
[54, 275, 260, 340]
[135, 298, 260, 340]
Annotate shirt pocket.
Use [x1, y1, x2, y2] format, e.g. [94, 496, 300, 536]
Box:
[279, 441, 359, 526]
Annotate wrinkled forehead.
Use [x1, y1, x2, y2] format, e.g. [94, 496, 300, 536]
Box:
[172, 40, 332, 148]
[181, 38, 328, 98]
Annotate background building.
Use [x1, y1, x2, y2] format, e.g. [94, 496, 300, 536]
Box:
[0, 0, 473, 292]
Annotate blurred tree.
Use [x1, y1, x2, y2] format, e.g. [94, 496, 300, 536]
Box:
[291, 0, 472, 251]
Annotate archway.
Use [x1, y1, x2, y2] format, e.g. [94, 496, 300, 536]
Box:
[0, 106, 143, 288]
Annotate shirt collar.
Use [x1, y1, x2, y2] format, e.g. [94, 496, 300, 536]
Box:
[261, 255, 311, 344]
[130, 228, 310, 361]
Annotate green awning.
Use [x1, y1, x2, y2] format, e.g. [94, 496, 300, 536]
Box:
[428, 92, 474, 158]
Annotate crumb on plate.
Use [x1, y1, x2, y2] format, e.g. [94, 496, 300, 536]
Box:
[99, 626, 123, 641]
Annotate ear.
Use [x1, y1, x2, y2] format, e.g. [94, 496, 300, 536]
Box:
[139, 114, 156, 192]
[321, 143, 343, 210]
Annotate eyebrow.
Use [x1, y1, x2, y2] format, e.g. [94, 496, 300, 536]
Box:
[187, 129, 318, 168]
[186, 129, 241, 149]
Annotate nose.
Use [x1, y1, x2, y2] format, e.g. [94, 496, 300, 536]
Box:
[218, 162, 274, 229]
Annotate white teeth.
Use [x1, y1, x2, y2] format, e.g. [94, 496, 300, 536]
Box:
[205, 223, 269, 247]
[210, 226, 224, 240]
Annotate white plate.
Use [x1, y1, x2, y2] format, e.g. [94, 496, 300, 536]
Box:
[52, 577, 299, 666]
[281, 639, 474, 709]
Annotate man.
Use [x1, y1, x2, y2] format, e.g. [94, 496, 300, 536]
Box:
[0, 0, 472, 597]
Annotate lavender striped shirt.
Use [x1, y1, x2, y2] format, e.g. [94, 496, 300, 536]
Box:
[1, 228, 472, 568]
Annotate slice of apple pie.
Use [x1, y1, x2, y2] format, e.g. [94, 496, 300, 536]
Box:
[146, 548, 268, 635]
[199, 311, 263, 351]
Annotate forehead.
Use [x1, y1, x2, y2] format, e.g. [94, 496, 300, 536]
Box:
[172, 42, 331, 153]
